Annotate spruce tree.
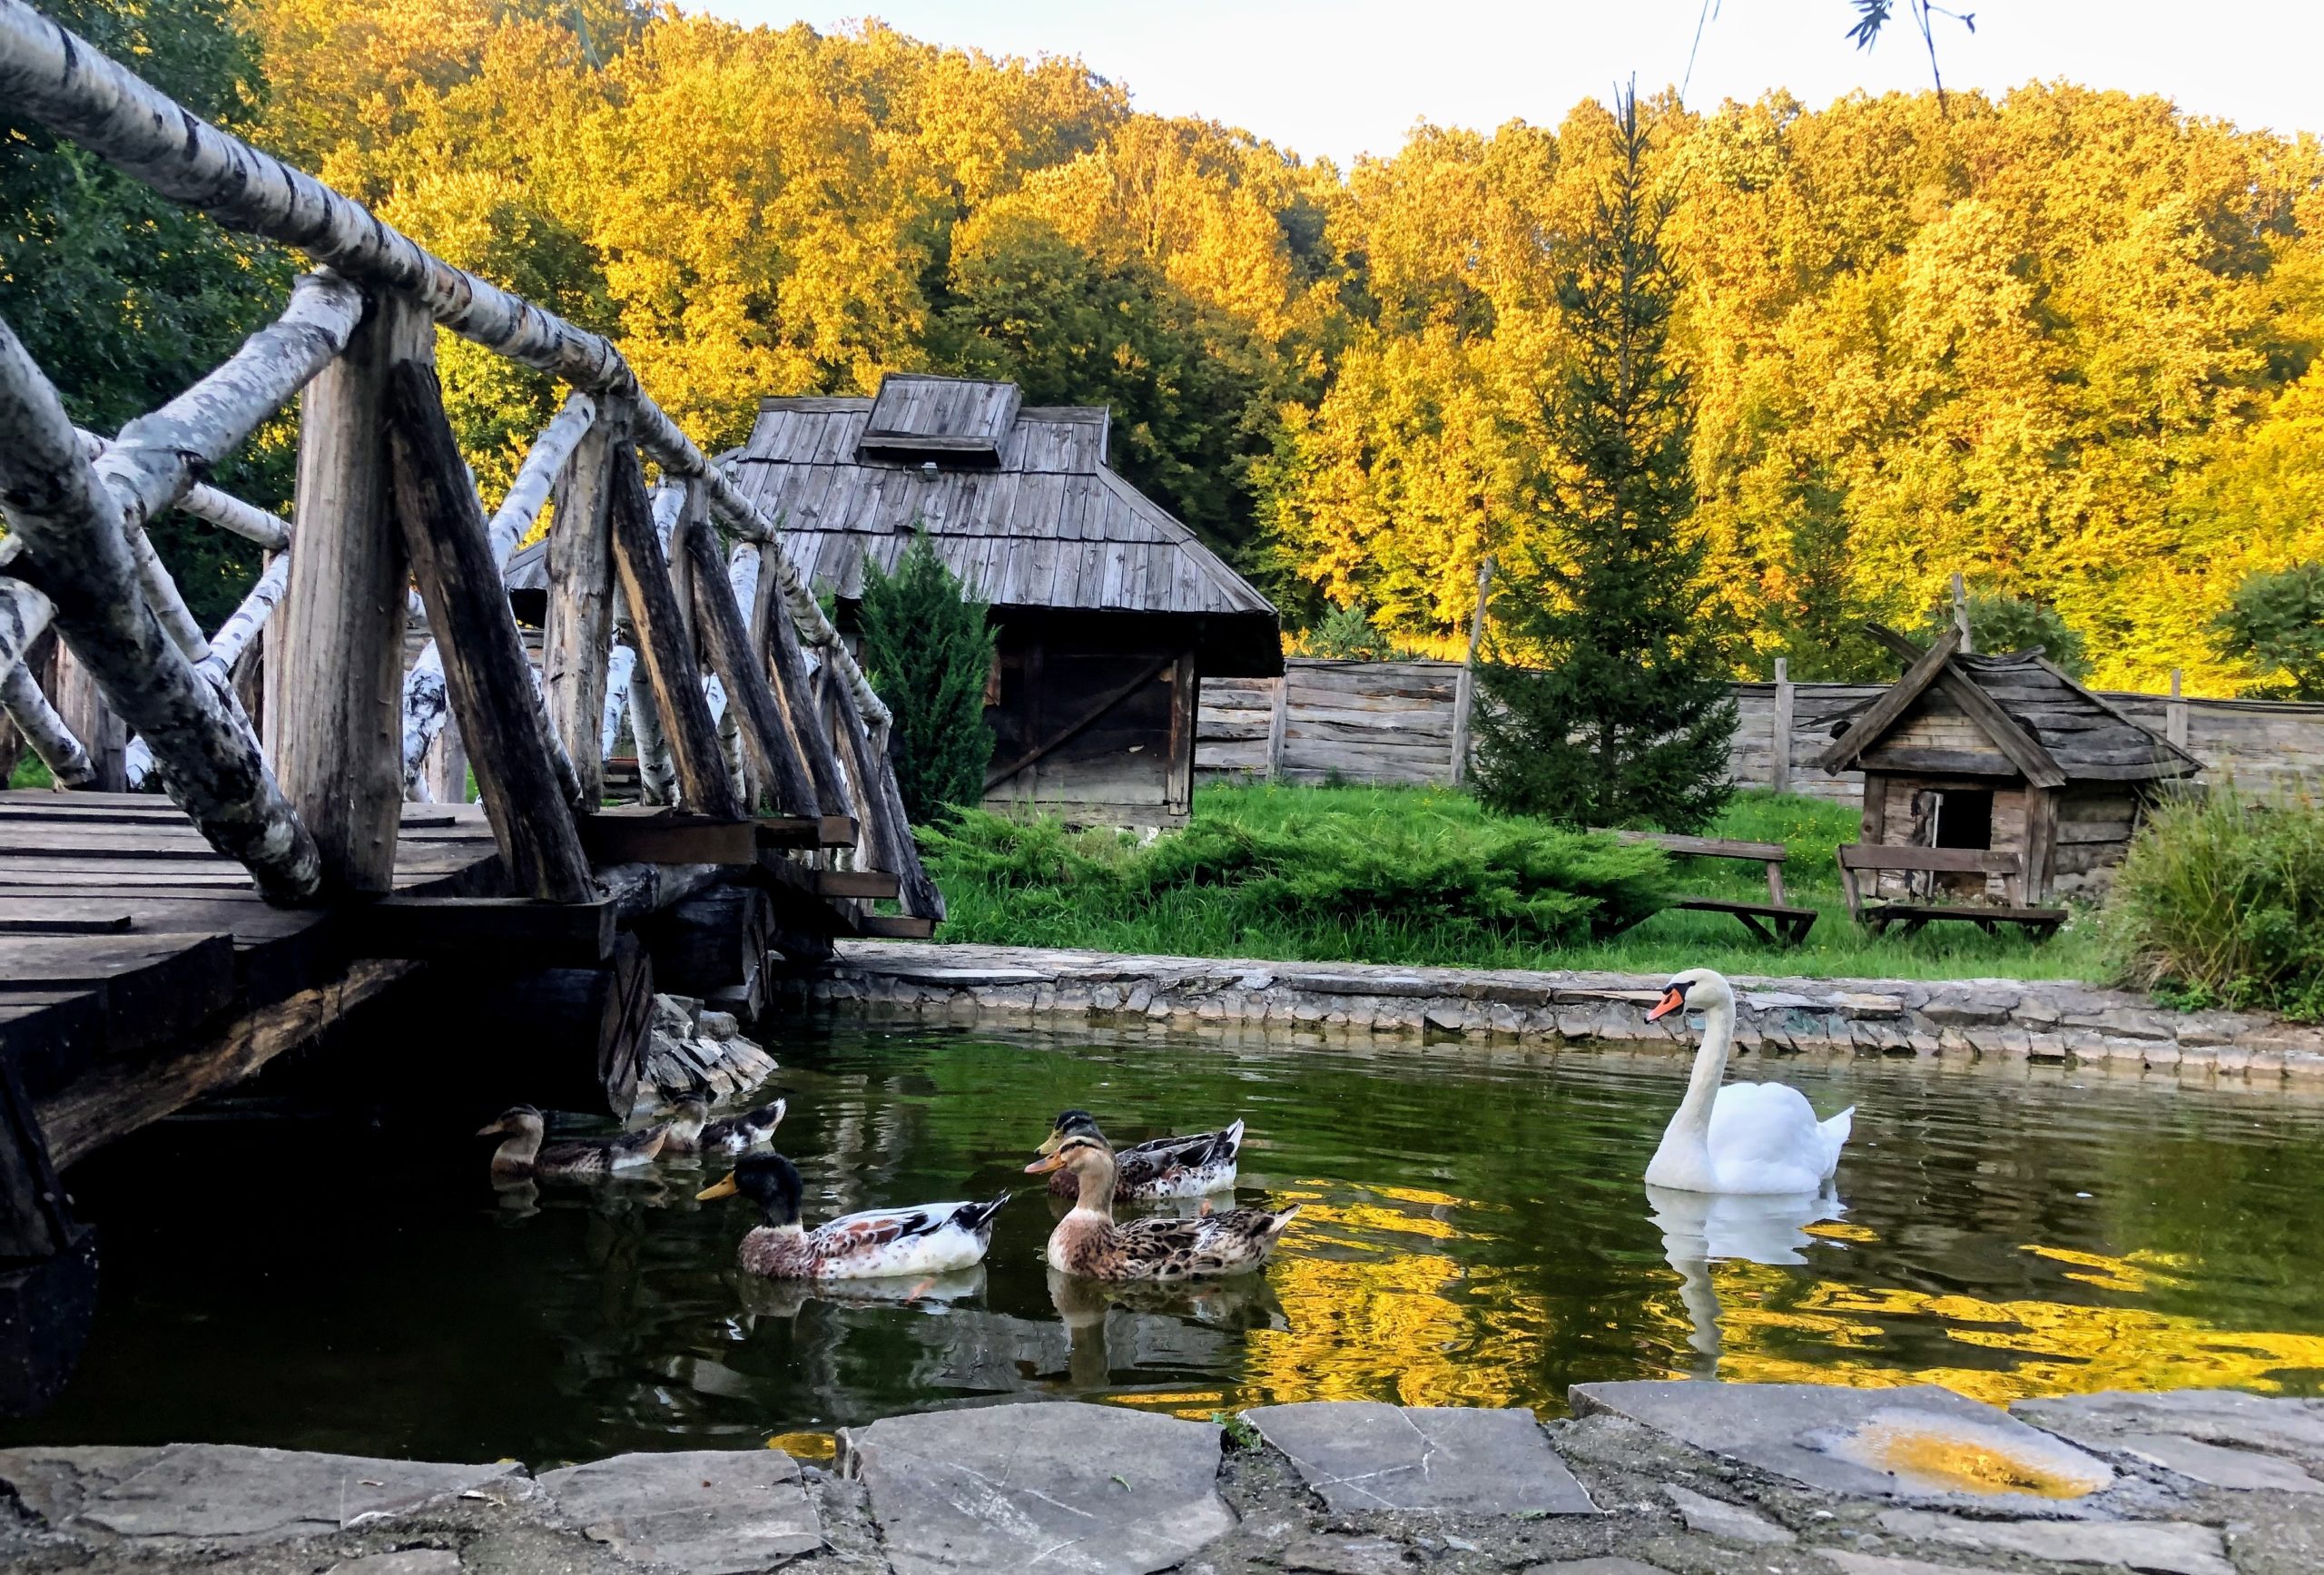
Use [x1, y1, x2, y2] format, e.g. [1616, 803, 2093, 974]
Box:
[1472, 90, 1738, 832]
[856, 529, 998, 820]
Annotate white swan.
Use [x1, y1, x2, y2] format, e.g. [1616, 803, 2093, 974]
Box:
[1643, 968, 1854, 1195]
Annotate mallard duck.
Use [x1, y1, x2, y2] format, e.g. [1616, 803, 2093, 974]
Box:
[1038, 1109, 1244, 1201]
[478, 1106, 669, 1179]
[1024, 1133, 1298, 1282]
[662, 1098, 788, 1157]
[698, 1153, 1009, 1280]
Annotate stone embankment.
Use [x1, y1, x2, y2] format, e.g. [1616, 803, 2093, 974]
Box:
[777, 942, 2324, 1082]
[6, 1382, 2323, 1573]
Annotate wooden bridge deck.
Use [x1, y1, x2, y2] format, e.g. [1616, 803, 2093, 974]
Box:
[0, 791, 505, 1168]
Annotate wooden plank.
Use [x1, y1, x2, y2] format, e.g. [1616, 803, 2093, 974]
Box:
[0, 911, 132, 935]
[1837, 843, 2023, 875]
[1610, 831, 1788, 862]
[1820, 627, 1961, 773]
[273, 288, 425, 895]
[576, 811, 755, 866]
[0, 932, 236, 1089]
[1857, 746, 2021, 776]
[340, 896, 615, 967]
[385, 359, 596, 904]
[853, 914, 936, 940]
[607, 448, 741, 818]
[689, 527, 817, 816]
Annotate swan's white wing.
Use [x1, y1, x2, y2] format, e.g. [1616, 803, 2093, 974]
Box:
[1705, 1081, 1842, 1193]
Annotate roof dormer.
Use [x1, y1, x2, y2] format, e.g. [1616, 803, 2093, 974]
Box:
[854, 374, 1020, 468]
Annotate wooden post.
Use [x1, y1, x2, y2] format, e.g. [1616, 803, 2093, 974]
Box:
[1951, 572, 1973, 655]
[47, 643, 124, 792]
[1449, 554, 1492, 787]
[1265, 671, 1288, 783]
[425, 708, 468, 804]
[1771, 656, 1794, 797]
[1165, 652, 1196, 816]
[607, 449, 740, 819]
[686, 526, 818, 815]
[382, 358, 595, 902]
[271, 288, 422, 893]
[2167, 668, 2189, 752]
[751, 548, 853, 818]
[545, 405, 623, 803]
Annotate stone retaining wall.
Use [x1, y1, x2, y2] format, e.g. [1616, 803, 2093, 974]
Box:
[7, 1382, 2319, 1574]
[786, 941, 2324, 1081]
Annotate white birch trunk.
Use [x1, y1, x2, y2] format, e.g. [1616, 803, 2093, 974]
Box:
[0, 576, 54, 674]
[599, 642, 635, 762]
[0, 662, 94, 787]
[77, 429, 290, 550]
[0, 311, 319, 893]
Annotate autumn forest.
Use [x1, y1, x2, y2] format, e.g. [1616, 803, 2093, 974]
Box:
[10, 0, 2322, 694]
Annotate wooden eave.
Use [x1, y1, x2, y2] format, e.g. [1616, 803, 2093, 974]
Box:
[1822, 624, 2070, 789]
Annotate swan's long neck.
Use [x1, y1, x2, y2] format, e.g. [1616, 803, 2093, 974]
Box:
[1669, 995, 1736, 1138]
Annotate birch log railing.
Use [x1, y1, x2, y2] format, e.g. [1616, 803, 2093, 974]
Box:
[0, 0, 938, 923]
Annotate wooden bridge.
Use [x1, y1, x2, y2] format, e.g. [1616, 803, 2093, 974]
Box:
[0, 0, 940, 1412]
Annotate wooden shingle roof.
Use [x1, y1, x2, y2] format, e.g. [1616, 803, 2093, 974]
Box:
[1820, 625, 2201, 783]
[719, 377, 1278, 673]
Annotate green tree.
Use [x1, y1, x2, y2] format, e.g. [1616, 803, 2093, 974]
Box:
[1, 0, 289, 626]
[1915, 590, 2093, 680]
[858, 530, 998, 819]
[1473, 91, 1737, 832]
[2211, 563, 2324, 700]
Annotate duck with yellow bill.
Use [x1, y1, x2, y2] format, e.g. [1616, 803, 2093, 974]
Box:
[1027, 1133, 1297, 1282]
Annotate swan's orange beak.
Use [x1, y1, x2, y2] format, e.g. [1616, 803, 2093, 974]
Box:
[1023, 1152, 1068, 1175]
[1645, 984, 1687, 1022]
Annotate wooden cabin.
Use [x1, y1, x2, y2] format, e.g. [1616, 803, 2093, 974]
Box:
[721, 375, 1281, 829]
[1818, 627, 2202, 902]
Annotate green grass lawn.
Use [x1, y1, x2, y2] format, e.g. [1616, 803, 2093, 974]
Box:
[7, 753, 52, 790]
[924, 782, 2111, 983]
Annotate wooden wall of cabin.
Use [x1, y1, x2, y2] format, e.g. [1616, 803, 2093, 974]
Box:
[1860, 772, 2031, 900]
[2049, 782, 2149, 898]
[981, 616, 1196, 829]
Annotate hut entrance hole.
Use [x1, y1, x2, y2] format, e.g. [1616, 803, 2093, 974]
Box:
[1931, 789, 1994, 851]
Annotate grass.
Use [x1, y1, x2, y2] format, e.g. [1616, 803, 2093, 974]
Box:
[7, 753, 52, 790]
[923, 783, 2109, 982]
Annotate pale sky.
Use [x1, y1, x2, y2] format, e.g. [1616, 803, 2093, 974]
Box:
[704, 1, 2323, 164]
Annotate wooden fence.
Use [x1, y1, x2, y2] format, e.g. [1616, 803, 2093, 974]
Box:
[1200, 659, 2324, 801]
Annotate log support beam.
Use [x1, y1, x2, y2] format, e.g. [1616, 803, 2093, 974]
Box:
[546, 404, 623, 803]
[608, 451, 739, 819]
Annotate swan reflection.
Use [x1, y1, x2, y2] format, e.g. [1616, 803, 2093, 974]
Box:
[1647, 1184, 1846, 1375]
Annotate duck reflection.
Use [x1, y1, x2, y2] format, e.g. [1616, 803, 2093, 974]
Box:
[1647, 1184, 1846, 1376]
[733, 1267, 988, 1323]
[1046, 1267, 1287, 1393]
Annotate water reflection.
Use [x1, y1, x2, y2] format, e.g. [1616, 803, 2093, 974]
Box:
[15, 1022, 2324, 1462]
[1647, 1184, 1848, 1373]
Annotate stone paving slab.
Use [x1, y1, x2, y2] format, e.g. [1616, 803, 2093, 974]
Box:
[1659, 1482, 1795, 1545]
[0, 1443, 525, 1547]
[1821, 1555, 2000, 1575]
[2013, 1388, 2324, 1491]
[1521, 1560, 1676, 1575]
[838, 1400, 1232, 1575]
[1875, 1507, 2234, 1575]
[1245, 1403, 1595, 1516]
[537, 1449, 820, 1572]
[1571, 1381, 2114, 1505]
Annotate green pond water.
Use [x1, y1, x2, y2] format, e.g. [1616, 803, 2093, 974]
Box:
[13, 1019, 2324, 1464]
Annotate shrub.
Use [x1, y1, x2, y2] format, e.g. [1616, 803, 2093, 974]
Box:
[857, 528, 997, 820]
[1304, 604, 1393, 660]
[1915, 591, 2091, 679]
[2107, 787, 2324, 1021]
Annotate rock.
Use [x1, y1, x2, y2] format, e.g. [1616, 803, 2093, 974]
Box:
[1659, 1483, 1794, 1545]
[0, 1443, 524, 1547]
[1520, 1560, 1672, 1575]
[1278, 1532, 1417, 1573]
[1820, 1555, 2001, 1575]
[1570, 1382, 2112, 1504]
[326, 1553, 461, 1575]
[1242, 1403, 1594, 1516]
[2014, 1389, 2324, 1469]
[536, 1449, 819, 1572]
[839, 1400, 1232, 1574]
[2117, 1432, 2324, 1493]
[1874, 1509, 2233, 1575]
[696, 1009, 740, 1041]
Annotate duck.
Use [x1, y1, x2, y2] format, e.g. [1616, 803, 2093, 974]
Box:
[1643, 968, 1854, 1195]
[1024, 1133, 1299, 1282]
[662, 1097, 787, 1157]
[478, 1106, 670, 1179]
[697, 1152, 1009, 1280]
[1037, 1109, 1244, 1201]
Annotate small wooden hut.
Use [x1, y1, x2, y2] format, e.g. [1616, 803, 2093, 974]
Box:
[722, 374, 1280, 829]
[1818, 625, 2201, 904]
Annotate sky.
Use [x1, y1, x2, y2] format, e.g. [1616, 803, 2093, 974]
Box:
[707, 1, 2323, 165]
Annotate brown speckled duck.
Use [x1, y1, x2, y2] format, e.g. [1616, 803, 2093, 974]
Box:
[1024, 1134, 1298, 1282]
[478, 1106, 668, 1179]
[1038, 1110, 1243, 1201]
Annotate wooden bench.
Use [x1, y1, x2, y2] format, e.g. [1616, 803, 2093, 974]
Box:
[1836, 843, 2067, 940]
[1609, 831, 1818, 947]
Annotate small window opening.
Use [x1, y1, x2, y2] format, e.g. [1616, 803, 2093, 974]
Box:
[1931, 790, 1994, 851]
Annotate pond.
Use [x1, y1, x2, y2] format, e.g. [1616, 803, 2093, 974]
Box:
[12, 1019, 2324, 1466]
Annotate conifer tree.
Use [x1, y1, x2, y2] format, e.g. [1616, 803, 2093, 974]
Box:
[1472, 90, 1737, 832]
[857, 530, 998, 820]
